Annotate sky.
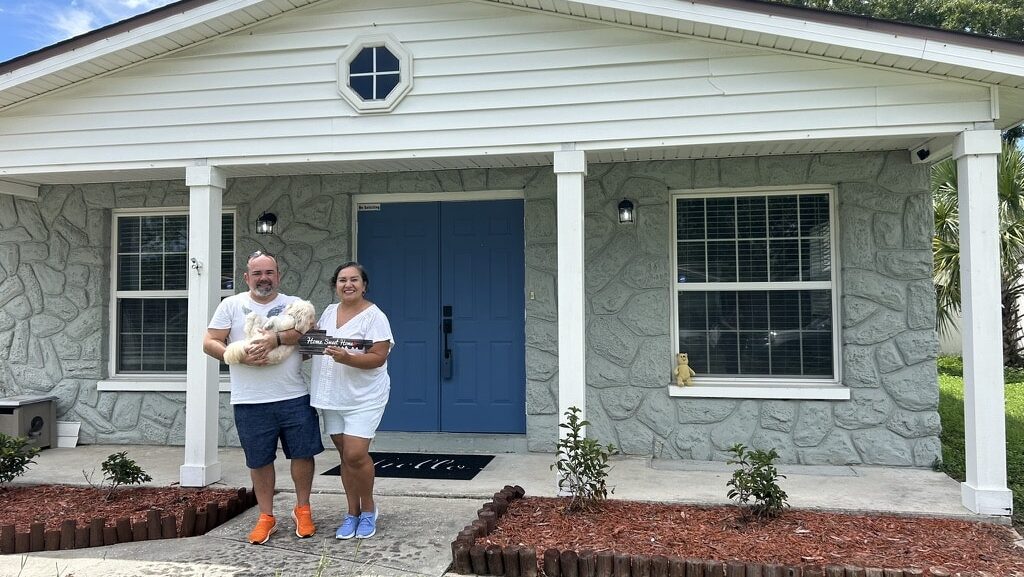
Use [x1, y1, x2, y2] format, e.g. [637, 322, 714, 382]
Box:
[0, 0, 175, 63]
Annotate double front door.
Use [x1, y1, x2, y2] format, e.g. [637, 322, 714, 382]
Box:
[356, 199, 526, 433]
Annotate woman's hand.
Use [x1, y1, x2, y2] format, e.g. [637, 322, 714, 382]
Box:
[324, 345, 351, 365]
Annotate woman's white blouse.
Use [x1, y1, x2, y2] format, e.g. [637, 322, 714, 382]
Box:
[310, 303, 394, 410]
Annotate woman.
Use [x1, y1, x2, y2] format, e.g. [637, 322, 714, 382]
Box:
[310, 261, 394, 540]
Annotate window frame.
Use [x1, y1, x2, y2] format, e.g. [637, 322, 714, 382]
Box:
[669, 185, 847, 400]
[337, 33, 413, 113]
[104, 207, 235, 383]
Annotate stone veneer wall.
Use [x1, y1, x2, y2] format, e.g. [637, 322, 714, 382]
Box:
[0, 152, 940, 466]
[551, 151, 941, 466]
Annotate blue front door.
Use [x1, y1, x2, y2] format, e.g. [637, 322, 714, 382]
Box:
[357, 200, 526, 433]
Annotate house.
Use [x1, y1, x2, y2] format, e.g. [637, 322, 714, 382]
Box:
[0, 0, 1018, 516]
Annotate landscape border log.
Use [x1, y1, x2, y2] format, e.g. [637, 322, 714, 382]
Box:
[451, 541, 472, 574]
[561, 549, 579, 577]
[520, 547, 538, 577]
[194, 510, 207, 535]
[181, 507, 196, 537]
[470, 544, 488, 575]
[103, 525, 117, 546]
[59, 520, 76, 550]
[545, 548, 561, 577]
[901, 570, 923, 577]
[705, 560, 725, 577]
[74, 526, 89, 549]
[132, 520, 148, 542]
[481, 510, 497, 533]
[668, 557, 686, 577]
[785, 567, 803, 577]
[205, 502, 221, 529]
[824, 567, 844, 577]
[161, 515, 177, 539]
[504, 546, 522, 577]
[89, 518, 104, 546]
[43, 529, 59, 551]
[882, 571, 902, 577]
[147, 510, 162, 540]
[805, 567, 823, 577]
[578, 549, 597, 577]
[762, 565, 782, 577]
[614, 553, 631, 577]
[14, 532, 28, 554]
[745, 564, 763, 577]
[632, 554, 652, 577]
[596, 551, 614, 577]
[115, 517, 131, 543]
[685, 559, 705, 577]
[651, 555, 669, 577]
[486, 544, 505, 575]
[844, 568, 866, 577]
[29, 522, 44, 552]
[864, 569, 883, 577]
[0, 524, 14, 554]
[227, 497, 239, 517]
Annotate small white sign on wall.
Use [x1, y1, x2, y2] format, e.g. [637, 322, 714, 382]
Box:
[358, 203, 381, 212]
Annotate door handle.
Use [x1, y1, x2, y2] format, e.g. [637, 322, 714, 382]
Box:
[442, 314, 453, 380]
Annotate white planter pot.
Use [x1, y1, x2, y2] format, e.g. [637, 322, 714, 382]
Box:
[56, 421, 81, 448]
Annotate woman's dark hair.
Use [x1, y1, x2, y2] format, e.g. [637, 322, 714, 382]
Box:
[330, 261, 369, 291]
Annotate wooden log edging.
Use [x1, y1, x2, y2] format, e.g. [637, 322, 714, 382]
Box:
[0, 487, 257, 555]
[448, 489, 965, 577]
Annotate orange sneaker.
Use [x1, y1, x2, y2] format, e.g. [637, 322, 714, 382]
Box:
[291, 504, 315, 538]
[248, 513, 277, 544]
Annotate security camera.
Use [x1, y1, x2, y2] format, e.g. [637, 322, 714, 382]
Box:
[916, 148, 931, 161]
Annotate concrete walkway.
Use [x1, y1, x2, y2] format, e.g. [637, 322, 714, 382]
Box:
[0, 444, 999, 577]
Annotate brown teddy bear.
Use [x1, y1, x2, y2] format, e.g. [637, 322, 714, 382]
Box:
[673, 352, 696, 386]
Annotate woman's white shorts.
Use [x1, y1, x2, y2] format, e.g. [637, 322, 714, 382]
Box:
[320, 404, 387, 439]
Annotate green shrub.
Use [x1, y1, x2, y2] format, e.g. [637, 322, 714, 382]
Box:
[551, 406, 619, 513]
[726, 443, 789, 520]
[0, 433, 40, 484]
[100, 451, 152, 499]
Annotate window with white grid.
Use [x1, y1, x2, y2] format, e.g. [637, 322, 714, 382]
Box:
[673, 188, 838, 381]
[112, 211, 234, 374]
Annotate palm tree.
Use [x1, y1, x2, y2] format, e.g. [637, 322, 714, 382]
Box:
[933, 140, 1024, 366]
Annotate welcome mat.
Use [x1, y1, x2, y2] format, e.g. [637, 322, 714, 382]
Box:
[321, 452, 495, 480]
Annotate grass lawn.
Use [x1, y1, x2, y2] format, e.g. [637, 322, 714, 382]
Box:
[937, 355, 1024, 525]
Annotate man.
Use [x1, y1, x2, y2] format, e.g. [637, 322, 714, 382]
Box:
[203, 250, 322, 544]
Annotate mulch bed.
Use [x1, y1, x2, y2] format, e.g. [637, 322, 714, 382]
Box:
[0, 484, 256, 554]
[451, 488, 1024, 577]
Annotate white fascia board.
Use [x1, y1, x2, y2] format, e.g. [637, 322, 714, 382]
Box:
[0, 0, 276, 92]
[0, 179, 39, 199]
[573, 0, 1024, 80]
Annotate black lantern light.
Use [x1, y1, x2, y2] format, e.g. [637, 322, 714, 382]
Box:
[617, 198, 635, 224]
[255, 211, 278, 235]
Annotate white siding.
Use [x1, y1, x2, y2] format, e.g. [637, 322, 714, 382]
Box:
[0, 0, 996, 174]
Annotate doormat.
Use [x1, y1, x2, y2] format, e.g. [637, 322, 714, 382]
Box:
[321, 452, 495, 480]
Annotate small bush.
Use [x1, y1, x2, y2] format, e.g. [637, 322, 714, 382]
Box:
[551, 406, 619, 513]
[100, 451, 152, 499]
[0, 433, 40, 484]
[726, 443, 789, 520]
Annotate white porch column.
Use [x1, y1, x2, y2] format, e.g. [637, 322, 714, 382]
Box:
[180, 165, 225, 487]
[954, 129, 1013, 516]
[554, 148, 587, 435]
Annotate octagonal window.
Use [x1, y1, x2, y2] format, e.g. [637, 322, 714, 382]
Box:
[337, 34, 413, 113]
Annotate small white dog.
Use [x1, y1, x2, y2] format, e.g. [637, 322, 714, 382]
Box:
[223, 299, 316, 365]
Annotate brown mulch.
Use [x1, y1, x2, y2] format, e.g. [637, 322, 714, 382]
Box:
[479, 497, 1024, 576]
[0, 485, 242, 532]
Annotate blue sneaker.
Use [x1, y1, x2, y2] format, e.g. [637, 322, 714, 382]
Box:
[355, 507, 378, 539]
[335, 514, 358, 540]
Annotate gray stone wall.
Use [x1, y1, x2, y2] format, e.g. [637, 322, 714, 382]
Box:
[558, 151, 941, 466]
[1, 152, 940, 466]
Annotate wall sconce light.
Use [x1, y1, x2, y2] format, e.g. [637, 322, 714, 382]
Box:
[255, 211, 278, 235]
[617, 198, 635, 224]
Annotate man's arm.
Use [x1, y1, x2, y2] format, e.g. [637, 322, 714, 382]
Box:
[203, 328, 230, 362]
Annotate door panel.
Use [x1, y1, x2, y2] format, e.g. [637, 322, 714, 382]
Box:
[358, 199, 524, 434]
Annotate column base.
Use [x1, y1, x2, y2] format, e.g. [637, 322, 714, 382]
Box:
[961, 482, 1013, 516]
[180, 461, 222, 487]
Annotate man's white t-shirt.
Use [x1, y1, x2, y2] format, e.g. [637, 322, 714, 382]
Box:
[310, 303, 394, 410]
[208, 292, 308, 405]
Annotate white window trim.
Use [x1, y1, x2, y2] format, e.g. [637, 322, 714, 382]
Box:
[669, 185, 843, 399]
[337, 33, 413, 114]
[106, 207, 235, 384]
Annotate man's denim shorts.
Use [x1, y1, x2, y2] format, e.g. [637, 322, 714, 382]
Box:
[233, 395, 324, 469]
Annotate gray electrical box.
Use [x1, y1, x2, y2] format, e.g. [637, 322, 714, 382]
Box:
[0, 395, 57, 450]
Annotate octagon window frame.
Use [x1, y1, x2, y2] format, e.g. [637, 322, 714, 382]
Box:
[337, 33, 413, 113]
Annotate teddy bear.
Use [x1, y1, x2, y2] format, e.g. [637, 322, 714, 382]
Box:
[223, 299, 316, 366]
[673, 352, 696, 386]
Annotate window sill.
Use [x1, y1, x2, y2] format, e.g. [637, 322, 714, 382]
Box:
[97, 378, 232, 393]
[668, 382, 850, 400]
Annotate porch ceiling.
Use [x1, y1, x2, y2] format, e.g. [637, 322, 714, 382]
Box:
[9, 134, 933, 186]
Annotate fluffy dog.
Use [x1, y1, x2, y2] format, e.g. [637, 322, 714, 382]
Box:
[223, 299, 316, 365]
